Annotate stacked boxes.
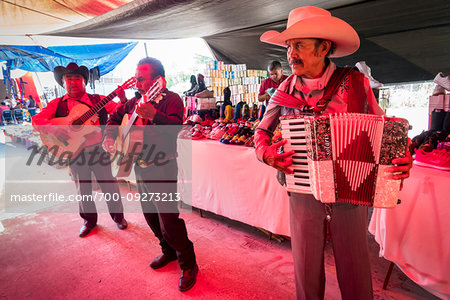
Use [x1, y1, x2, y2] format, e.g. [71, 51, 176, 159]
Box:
[429, 95, 446, 114]
[185, 96, 217, 111]
[195, 98, 216, 110]
[204, 60, 267, 106]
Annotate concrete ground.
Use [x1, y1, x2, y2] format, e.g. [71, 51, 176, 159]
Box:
[0, 129, 441, 300]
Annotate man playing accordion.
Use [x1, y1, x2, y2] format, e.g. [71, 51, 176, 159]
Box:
[254, 6, 413, 300]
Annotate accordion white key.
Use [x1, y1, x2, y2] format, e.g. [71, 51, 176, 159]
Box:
[280, 113, 410, 208]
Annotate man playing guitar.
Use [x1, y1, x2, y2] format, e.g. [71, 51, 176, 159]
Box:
[32, 62, 128, 237]
[103, 57, 198, 292]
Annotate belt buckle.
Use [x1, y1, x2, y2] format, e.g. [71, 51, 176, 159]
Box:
[136, 159, 154, 168]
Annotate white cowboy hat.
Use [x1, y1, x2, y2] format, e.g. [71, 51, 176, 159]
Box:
[260, 6, 360, 58]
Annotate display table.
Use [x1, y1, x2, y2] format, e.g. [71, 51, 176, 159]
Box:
[369, 165, 450, 299]
[178, 139, 291, 236]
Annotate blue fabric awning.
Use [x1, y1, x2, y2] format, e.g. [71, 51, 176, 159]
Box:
[0, 42, 137, 76]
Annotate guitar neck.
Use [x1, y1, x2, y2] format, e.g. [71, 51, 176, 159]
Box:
[74, 90, 118, 125]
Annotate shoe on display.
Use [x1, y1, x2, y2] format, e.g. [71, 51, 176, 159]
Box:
[443, 111, 450, 132]
[437, 142, 450, 151]
[414, 148, 450, 171]
[191, 128, 204, 140]
[223, 87, 232, 106]
[241, 104, 250, 120]
[233, 102, 242, 121]
[196, 74, 206, 94]
[249, 103, 258, 121]
[195, 89, 214, 98]
[245, 135, 255, 147]
[258, 105, 266, 120]
[210, 125, 227, 140]
[433, 72, 450, 91]
[432, 84, 446, 96]
[430, 109, 446, 131]
[223, 105, 234, 123]
[183, 75, 197, 95]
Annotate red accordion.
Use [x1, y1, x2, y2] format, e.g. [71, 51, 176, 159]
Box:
[280, 113, 409, 208]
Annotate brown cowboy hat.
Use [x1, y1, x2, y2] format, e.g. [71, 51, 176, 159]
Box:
[260, 6, 360, 58]
[53, 62, 89, 87]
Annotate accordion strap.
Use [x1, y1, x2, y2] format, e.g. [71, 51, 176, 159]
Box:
[315, 66, 357, 111]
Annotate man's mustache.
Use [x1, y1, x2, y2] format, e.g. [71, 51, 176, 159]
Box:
[289, 58, 304, 66]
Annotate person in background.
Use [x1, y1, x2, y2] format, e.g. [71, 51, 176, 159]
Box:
[26, 95, 37, 117]
[255, 6, 413, 300]
[32, 62, 128, 237]
[258, 60, 288, 105]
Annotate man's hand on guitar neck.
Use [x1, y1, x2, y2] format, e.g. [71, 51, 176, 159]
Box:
[116, 85, 128, 104]
[102, 136, 116, 153]
[136, 102, 156, 121]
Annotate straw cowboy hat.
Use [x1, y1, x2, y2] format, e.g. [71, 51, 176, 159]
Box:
[53, 62, 89, 87]
[260, 6, 360, 58]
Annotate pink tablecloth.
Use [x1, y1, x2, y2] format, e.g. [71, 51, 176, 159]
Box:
[369, 165, 450, 299]
[178, 139, 290, 236]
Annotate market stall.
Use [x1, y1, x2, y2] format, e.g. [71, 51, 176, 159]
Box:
[178, 138, 290, 237]
[369, 165, 450, 299]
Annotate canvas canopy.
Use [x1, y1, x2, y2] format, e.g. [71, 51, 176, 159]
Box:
[1, 0, 449, 84]
[43, 0, 449, 84]
[0, 42, 137, 75]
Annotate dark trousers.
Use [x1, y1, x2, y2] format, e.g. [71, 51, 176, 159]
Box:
[135, 159, 196, 270]
[289, 193, 373, 300]
[69, 148, 124, 227]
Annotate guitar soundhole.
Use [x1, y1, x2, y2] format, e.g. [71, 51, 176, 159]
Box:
[70, 124, 83, 131]
[72, 119, 83, 126]
[70, 119, 83, 131]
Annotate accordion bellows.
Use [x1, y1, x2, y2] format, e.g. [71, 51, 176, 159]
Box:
[280, 113, 409, 208]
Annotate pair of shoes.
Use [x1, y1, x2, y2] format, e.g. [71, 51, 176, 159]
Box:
[149, 253, 178, 269]
[79, 224, 96, 237]
[186, 74, 206, 96]
[434, 72, 450, 91]
[178, 264, 199, 292]
[414, 148, 450, 171]
[116, 218, 128, 230]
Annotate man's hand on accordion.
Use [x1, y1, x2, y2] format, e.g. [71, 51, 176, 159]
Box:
[389, 138, 413, 189]
[263, 140, 295, 174]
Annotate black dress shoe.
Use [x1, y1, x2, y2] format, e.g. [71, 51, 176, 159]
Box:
[178, 264, 198, 292]
[116, 218, 128, 230]
[149, 253, 177, 269]
[79, 224, 96, 237]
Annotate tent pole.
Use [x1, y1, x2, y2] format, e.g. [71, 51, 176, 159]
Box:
[144, 42, 149, 57]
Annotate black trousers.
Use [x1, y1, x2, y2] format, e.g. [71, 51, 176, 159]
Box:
[135, 159, 196, 270]
[69, 148, 124, 226]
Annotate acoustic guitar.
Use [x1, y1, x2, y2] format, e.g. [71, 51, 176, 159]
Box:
[39, 77, 136, 159]
[111, 76, 166, 178]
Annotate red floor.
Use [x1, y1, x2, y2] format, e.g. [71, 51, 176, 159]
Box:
[0, 193, 440, 300]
